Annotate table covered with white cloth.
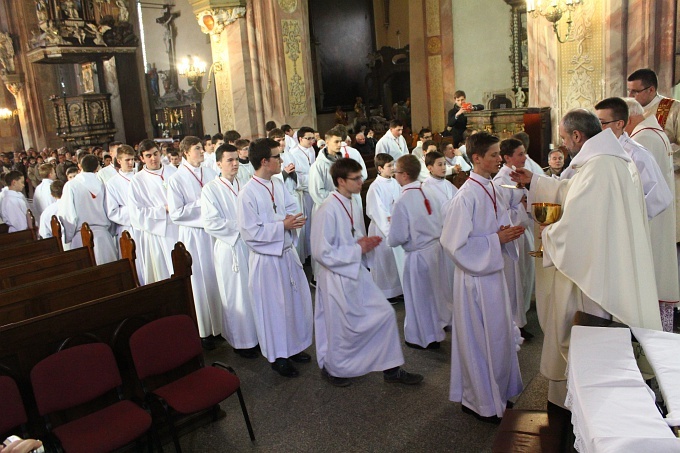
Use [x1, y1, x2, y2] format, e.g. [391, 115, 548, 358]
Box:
[565, 326, 680, 452]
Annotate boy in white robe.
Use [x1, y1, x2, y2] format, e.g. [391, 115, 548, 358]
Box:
[312, 157, 423, 387]
[167, 136, 222, 349]
[202, 144, 259, 358]
[96, 141, 122, 185]
[289, 126, 317, 261]
[202, 138, 216, 170]
[129, 139, 179, 284]
[32, 163, 57, 225]
[0, 171, 29, 232]
[389, 154, 451, 349]
[366, 153, 404, 300]
[494, 138, 535, 338]
[38, 180, 64, 240]
[422, 151, 458, 212]
[235, 139, 255, 182]
[60, 154, 117, 264]
[441, 132, 524, 422]
[105, 145, 144, 282]
[237, 138, 313, 378]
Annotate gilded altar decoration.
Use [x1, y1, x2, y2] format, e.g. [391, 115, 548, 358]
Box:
[426, 36, 441, 55]
[51, 93, 116, 146]
[278, 0, 298, 14]
[282, 19, 306, 116]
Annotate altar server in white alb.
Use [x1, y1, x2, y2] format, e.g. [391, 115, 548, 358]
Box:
[38, 180, 64, 241]
[365, 153, 404, 299]
[32, 163, 57, 226]
[235, 138, 255, 182]
[96, 141, 122, 185]
[421, 150, 458, 213]
[105, 145, 145, 280]
[60, 154, 117, 264]
[311, 158, 423, 387]
[441, 132, 524, 423]
[201, 144, 259, 359]
[375, 119, 408, 159]
[494, 138, 535, 339]
[167, 136, 222, 349]
[389, 154, 451, 349]
[289, 126, 317, 261]
[237, 138, 313, 378]
[0, 171, 28, 233]
[128, 139, 179, 284]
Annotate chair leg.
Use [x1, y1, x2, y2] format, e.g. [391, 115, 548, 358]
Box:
[235, 388, 256, 441]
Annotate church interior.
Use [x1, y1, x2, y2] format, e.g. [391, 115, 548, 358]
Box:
[2, 0, 680, 452]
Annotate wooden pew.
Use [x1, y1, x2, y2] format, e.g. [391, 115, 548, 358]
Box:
[0, 243, 195, 434]
[0, 229, 35, 249]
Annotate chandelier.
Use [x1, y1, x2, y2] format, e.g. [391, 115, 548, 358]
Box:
[526, 0, 583, 43]
[177, 55, 222, 95]
[0, 107, 16, 121]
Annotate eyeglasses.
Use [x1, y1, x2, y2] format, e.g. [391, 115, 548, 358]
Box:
[600, 119, 622, 125]
[628, 86, 651, 95]
[346, 176, 364, 182]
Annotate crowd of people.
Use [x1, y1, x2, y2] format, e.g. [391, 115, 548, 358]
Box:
[0, 67, 677, 426]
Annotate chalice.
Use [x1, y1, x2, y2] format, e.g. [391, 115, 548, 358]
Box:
[528, 202, 562, 258]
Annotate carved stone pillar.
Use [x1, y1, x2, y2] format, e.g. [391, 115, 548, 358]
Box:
[189, 0, 317, 136]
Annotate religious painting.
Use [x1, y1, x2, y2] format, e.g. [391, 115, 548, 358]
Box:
[81, 62, 94, 93]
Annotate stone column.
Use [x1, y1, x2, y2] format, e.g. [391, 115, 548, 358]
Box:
[189, 0, 317, 137]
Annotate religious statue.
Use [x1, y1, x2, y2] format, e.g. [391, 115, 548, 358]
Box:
[335, 106, 349, 126]
[61, 0, 80, 19]
[156, 5, 179, 55]
[515, 87, 526, 108]
[36, 0, 49, 22]
[148, 64, 160, 97]
[116, 0, 129, 23]
[0, 32, 15, 75]
[86, 23, 111, 46]
[354, 97, 367, 120]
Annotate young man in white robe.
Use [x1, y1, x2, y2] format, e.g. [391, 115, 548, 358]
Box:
[511, 110, 663, 409]
[96, 141, 122, 185]
[167, 136, 222, 349]
[128, 139, 179, 285]
[289, 126, 317, 261]
[235, 139, 254, 182]
[32, 163, 57, 225]
[38, 180, 64, 240]
[201, 144, 259, 359]
[366, 153, 404, 300]
[60, 154, 118, 264]
[311, 157, 423, 387]
[494, 138, 535, 339]
[333, 125, 368, 180]
[441, 132, 524, 423]
[237, 138, 313, 378]
[0, 171, 29, 233]
[202, 137, 216, 170]
[422, 151, 458, 212]
[389, 154, 451, 350]
[375, 119, 408, 159]
[105, 145, 144, 282]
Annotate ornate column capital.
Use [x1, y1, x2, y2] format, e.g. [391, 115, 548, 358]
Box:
[2, 73, 24, 98]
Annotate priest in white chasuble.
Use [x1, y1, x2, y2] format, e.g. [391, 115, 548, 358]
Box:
[311, 158, 422, 387]
[201, 144, 259, 358]
[129, 139, 178, 284]
[512, 110, 662, 409]
[167, 136, 222, 347]
[237, 138, 313, 378]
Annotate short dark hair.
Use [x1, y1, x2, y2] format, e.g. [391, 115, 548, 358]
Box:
[265, 120, 277, 132]
[224, 130, 241, 143]
[425, 151, 445, 168]
[334, 124, 349, 140]
[389, 119, 404, 129]
[50, 179, 65, 198]
[297, 126, 315, 142]
[76, 148, 91, 163]
[216, 144, 238, 162]
[80, 154, 99, 172]
[281, 124, 292, 133]
[330, 158, 362, 187]
[167, 149, 180, 158]
[396, 154, 421, 181]
[422, 140, 437, 154]
[325, 128, 343, 140]
[4, 170, 22, 186]
[249, 138, 279, 170]
[500, 138, 524, 163]
[234, 139, 250, 149]
[454, 90, 466, 98]
[418, 128, 432, 136]
[512, 131, 530, 150]
[138, 139, 157, 154]
[627, 68, 658, 89]
[374, 153, 394, 171]
[467, 131, 500, 159]
[268, 128, 285, 139]
[180, 136, 202, 155]
[211, 133, 224, 144]
[594, 97, 629, 123]
[561, 109, 602, 140]
[65, 166, 78, 177]
[108, 141, 123, 149]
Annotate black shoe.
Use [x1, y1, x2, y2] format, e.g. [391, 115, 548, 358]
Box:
[233, 347, 259, 359]
[290, 351, 312, 363]
[519, 327, 534, 340]
[426, 341, 441, 350]
[214, 335, 227, 343]
[321, 367, 351, 387]
[271, 358, 299, 377]
[383, 367, 423, 385]
[405, 341, 425, 350]
[201, 337, 216, 350]
[462, 405, 502, 424]
[387, 295, 404, 305]
[443, 325, 452, 333]
[506, 400, 514, 409]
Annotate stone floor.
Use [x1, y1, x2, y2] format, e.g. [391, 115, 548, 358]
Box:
[178, 296, 547, 453]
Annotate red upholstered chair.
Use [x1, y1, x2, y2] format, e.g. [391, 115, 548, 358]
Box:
[30, 343, 154, 453]
[129, 315, 255, 453]
[0, 375, 28, 438]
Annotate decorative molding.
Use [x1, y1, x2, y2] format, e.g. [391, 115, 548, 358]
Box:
[281, 19, 306, 116]
[196, 7, 246, 41]
[277, 0, 298, 14]
[425, 0, 440, 37]
[426, 36, 441, 55]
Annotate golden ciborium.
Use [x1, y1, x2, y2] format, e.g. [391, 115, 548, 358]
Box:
[528, 202, 562, 257]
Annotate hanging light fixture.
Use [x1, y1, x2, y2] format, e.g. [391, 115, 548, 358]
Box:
[177, 55, 222, 94]
[526, 0, 583, 43]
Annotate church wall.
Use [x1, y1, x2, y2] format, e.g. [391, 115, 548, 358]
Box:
[140, 0, 219, 136]
[451, 0, 514, 108]
[373, 0, 410, 49]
